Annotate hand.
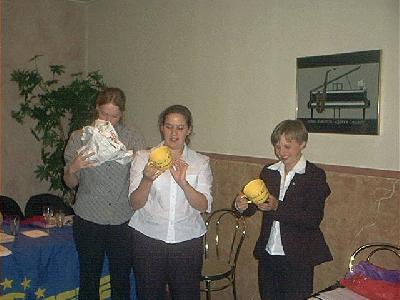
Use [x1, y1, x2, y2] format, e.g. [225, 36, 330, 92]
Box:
[234, 193, 249, 212]
[257, 194, 278, 211]
[143, 161, 162, 182]
[170, 158, 189, 188]
[67, 149, 96, 174]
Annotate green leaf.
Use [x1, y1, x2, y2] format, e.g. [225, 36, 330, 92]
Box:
[11, 56, 106, 197]
[49, 65, 65, 76]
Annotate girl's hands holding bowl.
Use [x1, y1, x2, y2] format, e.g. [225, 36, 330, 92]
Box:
[170, 159, 189, 188]
[143, 161, 162, 182]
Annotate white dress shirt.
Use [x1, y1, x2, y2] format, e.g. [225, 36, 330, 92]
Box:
[128, 143, 213, 243]
[265, 155, 306, 255]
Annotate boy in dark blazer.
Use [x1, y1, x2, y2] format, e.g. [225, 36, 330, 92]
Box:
[235, 120, 332, 300]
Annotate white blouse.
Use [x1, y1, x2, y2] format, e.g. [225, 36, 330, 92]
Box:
[128, 144, 213, 243]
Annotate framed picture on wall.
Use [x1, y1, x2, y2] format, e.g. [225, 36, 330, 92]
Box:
[296, 50, 381, 135]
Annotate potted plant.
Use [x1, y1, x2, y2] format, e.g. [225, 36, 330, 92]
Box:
[11, 55, 106, 204]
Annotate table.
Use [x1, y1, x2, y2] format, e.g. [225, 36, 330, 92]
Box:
[308, 287, 369, 299]
[0, 224, 136, 299]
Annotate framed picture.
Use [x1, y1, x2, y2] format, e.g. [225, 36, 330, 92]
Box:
[296, 50, 381, 135]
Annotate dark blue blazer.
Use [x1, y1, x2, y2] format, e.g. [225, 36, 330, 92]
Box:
[250, 161, 333, 266]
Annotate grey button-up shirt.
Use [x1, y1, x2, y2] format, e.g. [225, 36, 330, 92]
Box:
[64, 122, 146, 225]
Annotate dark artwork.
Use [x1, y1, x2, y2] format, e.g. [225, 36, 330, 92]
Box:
[296, 50, 381, 135]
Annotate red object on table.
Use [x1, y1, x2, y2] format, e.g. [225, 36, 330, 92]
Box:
[340, 274, 400, 300]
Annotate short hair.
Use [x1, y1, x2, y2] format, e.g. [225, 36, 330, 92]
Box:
[96, 87, 126, 112]
[158, 104, 193, 144]
[270, 120, 308, 146]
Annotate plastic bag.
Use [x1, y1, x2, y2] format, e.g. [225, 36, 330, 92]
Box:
[341, 274, 400, 300]
[347, 260, 400, 284]
[79, 119, 133, 166]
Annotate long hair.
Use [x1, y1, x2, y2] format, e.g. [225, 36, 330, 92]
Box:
[158, 104, 193, 144]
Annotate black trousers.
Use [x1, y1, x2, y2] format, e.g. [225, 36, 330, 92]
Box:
[258, 252, 314, 300]
[73, 216, 132, 300]
[130, 229, 203, 300]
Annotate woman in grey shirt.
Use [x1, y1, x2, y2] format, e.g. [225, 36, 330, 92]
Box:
[64, 87, 145, 300]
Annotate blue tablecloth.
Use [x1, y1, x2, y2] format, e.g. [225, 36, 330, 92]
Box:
[0, 225, 136, 299]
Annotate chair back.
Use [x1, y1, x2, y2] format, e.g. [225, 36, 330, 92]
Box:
[24, 193, 74, 218]
[348, 243, 400, 272]
[204, 209, 246, 270]
[0, 195, 24, 220]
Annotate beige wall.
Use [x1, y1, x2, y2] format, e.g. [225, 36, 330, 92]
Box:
[2, 0, 88, 208]
[2, 0, 400, 208]
[87, 0, 400, 171]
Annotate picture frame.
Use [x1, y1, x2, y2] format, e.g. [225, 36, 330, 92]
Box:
[296, 50, 381, 135]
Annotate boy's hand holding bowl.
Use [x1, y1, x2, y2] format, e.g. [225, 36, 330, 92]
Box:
[243, 179, 269, 204]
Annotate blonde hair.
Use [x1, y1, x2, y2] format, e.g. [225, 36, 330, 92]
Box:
[271, 120, 308, 146]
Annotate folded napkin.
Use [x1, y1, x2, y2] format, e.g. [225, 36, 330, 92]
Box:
[0, 232, 15, 243]
[0, 244, 12, 256]
[64, 215, 74, 225]
[21, 215, 43, 225]
[21, 215, 55, 228]
[21, 230, 49, 238]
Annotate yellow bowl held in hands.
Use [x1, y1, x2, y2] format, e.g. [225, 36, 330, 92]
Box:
[243, 179, 269, 204]
[149, 146, 173, 172]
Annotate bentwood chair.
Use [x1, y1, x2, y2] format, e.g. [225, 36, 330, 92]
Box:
[0, 195, 24, 220]
[309, 243, 400, 299]
[201, 209, 246, 300]
[348, 243, 400, 273]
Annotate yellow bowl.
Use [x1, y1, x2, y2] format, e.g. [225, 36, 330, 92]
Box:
[149, 146, 173, 171]
[243, 179, 269, 204]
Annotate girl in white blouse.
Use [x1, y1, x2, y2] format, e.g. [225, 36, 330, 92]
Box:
[129, 104, 213, 300]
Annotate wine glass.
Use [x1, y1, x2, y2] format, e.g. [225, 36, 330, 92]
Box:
[55, 209, 65, 228]
[10, 215, 20, 236]
[42, 206, 54, 229]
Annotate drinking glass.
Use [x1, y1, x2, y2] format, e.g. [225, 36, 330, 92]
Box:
[42, 206, 54, 228]
[10, 215, 20, 236]
[55, 210, 65, 228]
